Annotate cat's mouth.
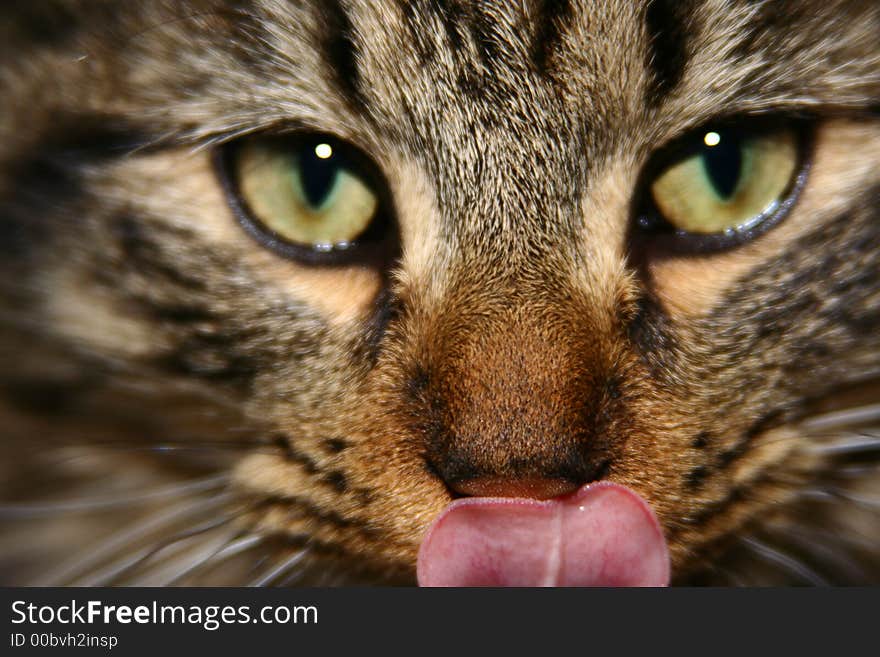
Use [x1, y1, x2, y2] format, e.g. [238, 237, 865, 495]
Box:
[416, 482, 670, 586]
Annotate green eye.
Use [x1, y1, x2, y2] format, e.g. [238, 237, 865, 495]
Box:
[647, 125, 802, 240]
[222, 134, 395, 264]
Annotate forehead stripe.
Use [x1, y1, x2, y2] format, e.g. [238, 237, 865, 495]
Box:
[643, 0, 698, 106]
[309, 0, 366, 112]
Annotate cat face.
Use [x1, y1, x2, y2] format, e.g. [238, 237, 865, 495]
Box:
[0, 0, 878, 585]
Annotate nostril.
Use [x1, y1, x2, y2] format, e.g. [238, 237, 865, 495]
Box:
[449, 476, 582, 500]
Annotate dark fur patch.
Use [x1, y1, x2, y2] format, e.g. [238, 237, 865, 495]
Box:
[744, 409, 786, 440]
[158, 332, 259, 389]
[321, 470, 349, 492]
[461, 3, 501, 72]
[530, 0, 573, 76]
[0, 117, 151, 260]
[626, 295, 678, 380]
[111, 215, 208, 292]
[358, 287, 400, 366]
[423, 0, 506, 98]
[643, 0, 695, 106]
[255, 495, 380, 540]
[311, 0, 366, 112]
[0, 378, 94, 417]
[0, 2, 85, 52]
[322, 437, 350, 454]
[685, 464, 710, 490]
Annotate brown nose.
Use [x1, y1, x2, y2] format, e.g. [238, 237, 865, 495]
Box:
[417, 311, 615, 501]
[449, 476, 581, 500]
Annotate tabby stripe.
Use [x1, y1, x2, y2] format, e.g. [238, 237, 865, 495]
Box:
[416, 0, 502, 75]
[684, 464, 710, 490]
[254, 495, 381, 540]
[643, 0, 697, 106]
[726, 0, 813, 62]
[310, 0, 365, 112]
[530, 0, 573, 76]
[277, 440, 374, 502]
[110, 215, 207, 292]
[426, 0, 466, 56]
[0, 2, 91, 52]
[701, 409, 791, 473]
[672, 461, 807, 538]
[461, 3, 501, 71]
[321, 437, 351, 454]
[158, 330, 259, 389]
[1, 117, 152, 259]
[359, 286, 399, 366]
[705, 194, 880, 350]
[673, 486, 746, 535]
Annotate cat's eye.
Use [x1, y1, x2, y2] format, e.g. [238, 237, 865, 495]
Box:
[637, 122, 809, 252]
[218, 134, 397, 265]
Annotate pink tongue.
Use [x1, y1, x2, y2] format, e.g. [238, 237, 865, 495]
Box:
[417, 482, 669, 587]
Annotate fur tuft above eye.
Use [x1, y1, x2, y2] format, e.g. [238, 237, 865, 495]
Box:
[216, 133, 398, 266]
[635, 120, 812, 253]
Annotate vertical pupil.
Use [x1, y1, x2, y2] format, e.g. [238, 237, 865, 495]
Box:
[299, 144, 339, 208]
[702, 132, 742, 199]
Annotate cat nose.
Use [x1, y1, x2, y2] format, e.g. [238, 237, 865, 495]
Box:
[414, 307, 618, 502]
[449, 476, 581, 500]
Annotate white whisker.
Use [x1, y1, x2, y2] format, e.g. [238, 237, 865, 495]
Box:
[75, 514, 234, 586]
[799, 488, 837, 503]
[807, 434, 880, 457]
[0, 474, 228, 518]
[832, 464, 880, 479]
[826, 488, 880, 510]
[766, 526, 868, 583]
[802, 404, 880, 432]
[740, 537, 830, 586]
[36, 493, 230, 586]
[163, 533, 266, 586]
[127, 524, 242, 586]
[249, 547, 311, 587]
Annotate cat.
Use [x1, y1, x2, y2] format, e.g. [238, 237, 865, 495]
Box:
[0, 0, 878, 586]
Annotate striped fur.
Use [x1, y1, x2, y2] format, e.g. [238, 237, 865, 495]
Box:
[0, 0, 878, 585]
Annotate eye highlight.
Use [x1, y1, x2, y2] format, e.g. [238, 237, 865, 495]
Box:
[218, 133, 397, 265]
[637, 121, 810, 252]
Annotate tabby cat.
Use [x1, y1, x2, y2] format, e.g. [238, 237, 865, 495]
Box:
[1, 0, 878, 586]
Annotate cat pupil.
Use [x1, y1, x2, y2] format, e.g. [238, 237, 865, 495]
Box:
[701, 132, 741, 200]
[298, 145, 339, 208]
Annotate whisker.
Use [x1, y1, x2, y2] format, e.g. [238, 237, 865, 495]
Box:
[100, 518, 241, 587]
[163, 533, 266, 586]
[824, 487, 880, 510]
[802, 404, 880, 432]
[27, 441, 281, 473]
[111, 378, 246, 413]
[765, 525, 869, 583]
[249, 547, 311, 587]
[0, 474, 228, 518]
[799, 486, 880, 520]
[75, 513, 235, 586]
[739, 537, 830, 586]
[277, 566, 313, 587]
[806, 434, 880, 458]
[799, 488, 837, 503]
[36, 494, 230, 586]
[139, 528, 242, 586]
[55, 440, 274, 456]
[831, 463, 880, 479]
